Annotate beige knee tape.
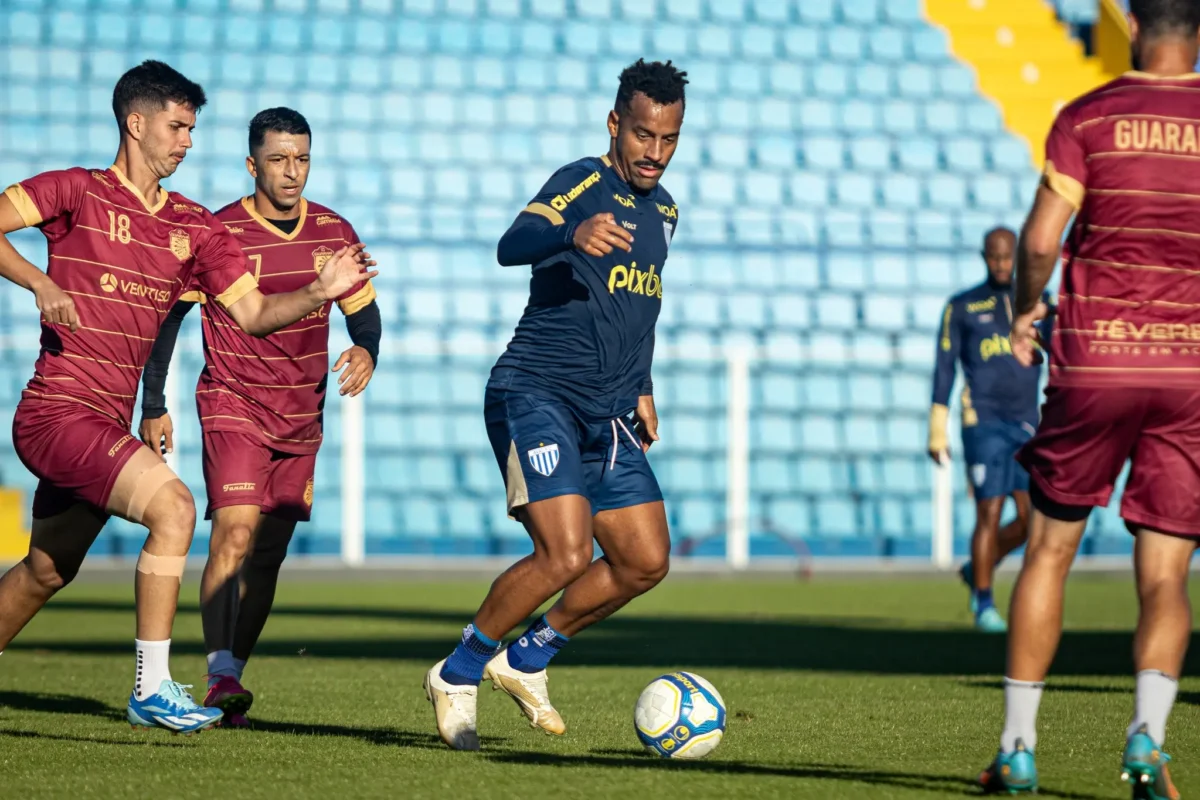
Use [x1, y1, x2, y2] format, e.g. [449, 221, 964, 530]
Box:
[126, 462, 179, 524]
[136, 549, 187, 578]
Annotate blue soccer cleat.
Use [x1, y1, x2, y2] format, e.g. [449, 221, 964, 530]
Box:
[127, 680, 224, 734]
[976, 606, 1008, 633]
[979, 739, 1038, 795]
[960, 560, 978, 615]
[1122, 725, 1179, 800]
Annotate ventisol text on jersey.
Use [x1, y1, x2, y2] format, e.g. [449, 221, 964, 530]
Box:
[607, 263, 663, 298]
[1114, 119, 1200, 153]
[98, 273, 172, 304]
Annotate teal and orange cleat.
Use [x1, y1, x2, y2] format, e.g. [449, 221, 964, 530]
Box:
[1122, 725, 1180, 800]
[960, 560, 978, 615]
[204, 675, 254, 717]
[127, 680, 224, 734]
[979, 739, 1038, 795]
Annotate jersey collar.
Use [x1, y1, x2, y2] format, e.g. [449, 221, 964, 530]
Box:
[241, 195, 307, 241]
[109, 164, 168, 215]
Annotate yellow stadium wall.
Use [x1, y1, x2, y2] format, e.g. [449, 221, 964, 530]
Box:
[923, 0, 1116, 169]
[0, 489, 29, 563]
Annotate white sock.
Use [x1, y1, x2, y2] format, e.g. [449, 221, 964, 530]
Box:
[1128, 670, 1178, 746]
[206, 649, 238, 683]
[233, 657, 247, 681]
[134, 639, 172, 701]
[1001, 677, 1044, 753]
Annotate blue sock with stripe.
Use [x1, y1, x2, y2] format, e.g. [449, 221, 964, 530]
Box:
[440, 623, 500, 686]
[506, 615, 569, 673]
[976, 588, 995, 613]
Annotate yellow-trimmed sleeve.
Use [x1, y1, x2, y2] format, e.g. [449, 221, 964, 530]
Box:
[1042, 160, 1085, 210]
[523, 202, 565, 226]
[3, 184, 43, 227]
[178, 290, 207, 304]
[928, 403, 950, 454]
[338, 280, 377, 316]
[214, 272, 258, 309]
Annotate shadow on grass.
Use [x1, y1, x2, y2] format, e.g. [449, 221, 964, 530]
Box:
[960, 679, 1200, 706]
[246, 718, 453, 749]
[485, 748, 1105, 799]
[0, 729, 190, 747]
[0, 691, 124, 721]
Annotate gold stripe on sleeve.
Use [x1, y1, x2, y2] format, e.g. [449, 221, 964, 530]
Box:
[3, 184, 43, 227]
[1043, 160, 1085, 210]
[215, 272, 258, 309]
[523, 202, 565, 226]
[338, 281, 377, 316]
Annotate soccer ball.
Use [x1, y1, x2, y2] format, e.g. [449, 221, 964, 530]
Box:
[633, 671, 726, 759]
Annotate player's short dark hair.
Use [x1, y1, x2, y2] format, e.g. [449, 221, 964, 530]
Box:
[112, 60, 206, 125]
[615, 59, 689, 115]
[248, 107, 312, 154]
[983, 226, 1016, 248]
[1130, 0, 1200, 37]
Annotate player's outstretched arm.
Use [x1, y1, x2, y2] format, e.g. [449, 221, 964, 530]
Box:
[928, 298, 961, 463]
[226, 244, 378, 338]
[497, 211, 632, 266]
[0, 194, 78, 331]
[138, 300, 196, 456]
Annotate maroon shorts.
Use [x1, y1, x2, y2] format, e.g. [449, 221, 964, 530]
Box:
[1018, 386, 1200, 536]
[202, 431, 316, 521]
[13, 398, 143, 520]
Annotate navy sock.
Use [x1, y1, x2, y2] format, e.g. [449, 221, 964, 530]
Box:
[506, 615, 569, 673]
[440, 623, 500, 686]
[976, 588, 995, 613]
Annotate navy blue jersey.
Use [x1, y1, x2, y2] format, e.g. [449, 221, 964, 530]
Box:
[930, 281, 1050, 429]
[489, 155, 676, 422]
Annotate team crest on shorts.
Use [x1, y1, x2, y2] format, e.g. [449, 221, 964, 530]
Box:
[312, 246, 334, 273]
[303, 478, 314, 506]
[971, 464, 987, 488]
[663, 221, 674, 248]
[169, 229, 191, 261]
[527, 443, 560, 477]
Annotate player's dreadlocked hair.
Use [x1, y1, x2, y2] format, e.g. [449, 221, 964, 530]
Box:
[248, 107, 312, 154]
[112, 60, 206, 127]
[1130, 0, 1200, 37]
[615, 59, 689, 114]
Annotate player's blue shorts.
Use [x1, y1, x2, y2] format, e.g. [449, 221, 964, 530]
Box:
[484, 387, 663, 516]
[962, 420, 1036, 500]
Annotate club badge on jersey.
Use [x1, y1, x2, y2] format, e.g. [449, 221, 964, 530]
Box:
[663, 221, 674, 249]
[528, 443, 560, 477]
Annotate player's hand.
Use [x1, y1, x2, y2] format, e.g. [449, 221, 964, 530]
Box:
[573, 212, 634, 258]
[316, 243, 379, 302]
[332, 346, 374, 397]
[33, 275, 78, 332]
[928, 447, 949, 465]
[139, 413, 174, 458]
[1011, 300, 1049, 368]
[633, 394, 659, 453]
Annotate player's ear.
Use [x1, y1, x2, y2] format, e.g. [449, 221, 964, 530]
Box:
[245, 155, 257, 178]
[607, 109, 620, 139]
[125, 112, 143, 141]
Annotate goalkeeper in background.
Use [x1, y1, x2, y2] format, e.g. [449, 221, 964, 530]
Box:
[928, 227, 1052, 633]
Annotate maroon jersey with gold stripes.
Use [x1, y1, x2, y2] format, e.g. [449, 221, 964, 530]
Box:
[3, 166, 256, 427]
[190, 197, 375, 455]
[1043, 72, 1200, 387]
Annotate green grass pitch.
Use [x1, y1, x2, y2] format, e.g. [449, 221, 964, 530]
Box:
[1, 573, 1196, 799]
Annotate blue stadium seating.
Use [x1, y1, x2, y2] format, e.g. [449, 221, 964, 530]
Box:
[0, 0, 1085, 560]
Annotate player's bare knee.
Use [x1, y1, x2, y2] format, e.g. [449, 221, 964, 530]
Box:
[548, 545, 592, 583]
[24, 551, 77, 594]
[143, 482, 196, 547]
[212, 521, 255, 564]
